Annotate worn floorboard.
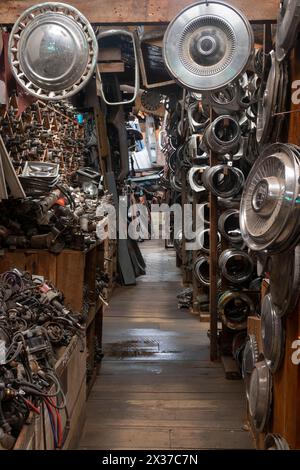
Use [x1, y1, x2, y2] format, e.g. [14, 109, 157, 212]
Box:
[79, 240, 253, 450]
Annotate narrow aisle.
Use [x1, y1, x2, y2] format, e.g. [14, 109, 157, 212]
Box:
[80, 241, 253, 450]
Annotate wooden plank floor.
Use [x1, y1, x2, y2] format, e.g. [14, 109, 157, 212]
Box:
[79, 240, 253, 450]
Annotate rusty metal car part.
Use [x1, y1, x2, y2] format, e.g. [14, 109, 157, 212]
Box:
[219, 249, 254, 285]
[240, 143, 300, 253]
[249, 360, 272, 432]
[242, 334, 259, 400]
[261, 293, 285, 374]
[141, 90, 163, 112]
[202, 164, 244, 199]
[218, 209, 243, 245]
[270, 246, 300, 317]
[218, 290, 255, 331]
[163, 1, 253, 92]
[97, 30, 139, 106]
[265, 433, 290, 450]
[9, 2, 98, 101]
[188, 165, 209, 192]
[276, 0, 300, 62]
[204, 115, 241, 154]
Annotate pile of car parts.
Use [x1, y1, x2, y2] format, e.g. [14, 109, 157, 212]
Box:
[0, 269, 84, 449]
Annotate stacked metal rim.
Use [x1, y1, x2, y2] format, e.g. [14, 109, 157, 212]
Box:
[240, 143, 300, 253]
[218, 248, 253, 285]
[261, 293, 284, 374]
[218, 290, 255, 331]
[202, 164, 244, 199]
[249, 360, 272, 432]
[218, 209, 243, 245]
[204, 115, 241, 155]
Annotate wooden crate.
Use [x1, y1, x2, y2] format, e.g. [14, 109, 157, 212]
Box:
[1, 336, 86, 450]
[0, 243, 103, 313]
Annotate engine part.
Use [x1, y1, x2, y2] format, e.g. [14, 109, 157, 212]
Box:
[249, 360, 272, 432]
[9, 2, 98, 100]
[218, 290, 255, 331]
[177, 287, 193, 309]
[275, 0, 300, 62]
[240, 143, 300, 253]
[193, 255, 210, 286]
[197, 228, 221, 254]
[261, 293, 284, 373]
[141, 91, 163, 112]
[163, 1, 253, 92]
[242, 334, 259, 400]
[256, 51, 280, 145]
[218, 209, 243, 245]
[202, 165, 244, 198]
[219, 249, 254, 285]
[265, 433, 290, 450]
[204, 115, 241, 155]
[270, 246, 300, 317]
[188, 165, 209, 192]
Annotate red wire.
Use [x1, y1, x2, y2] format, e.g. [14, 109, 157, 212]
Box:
[47, 397, 63, 449]
[24, 398, 40, 415]
[45, 399, 58, 449]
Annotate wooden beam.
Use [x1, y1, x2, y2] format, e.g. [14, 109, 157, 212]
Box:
[0, 1, 279, 24]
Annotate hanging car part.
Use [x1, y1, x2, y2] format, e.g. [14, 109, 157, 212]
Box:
[218, 209, 243, 245]
[265, 433, 290, 450]
[275, 0, 300, 62]
[204, 82, 249, 114]
[188, 165, 209, 193]
[163, 1, 253, 92]
[240, 143, 300, 253]
[97, 30, 139, 106]
[242, 334, 259, 400]
[270, 246, 300, 317]
[261, 293, 285, 374]
[9, 2, 98, 101]
[141, 91, 163, 112]
[170, 171, 182, 192]
[256, 51, 280, 145]
[137, 28, 175, 89]
[197, 228, 220, 254]
[219, 249, 253, 285]
[202, 165, 244, 199]
[187, 100, 210, 132]
[204, 115, 241, 155]
[218, 290, 255, 331]
[198, 202, 210, 226]
[249, 360, 272, 432]
[232, 331, 247, 372]
[193, 255, 210, 286]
